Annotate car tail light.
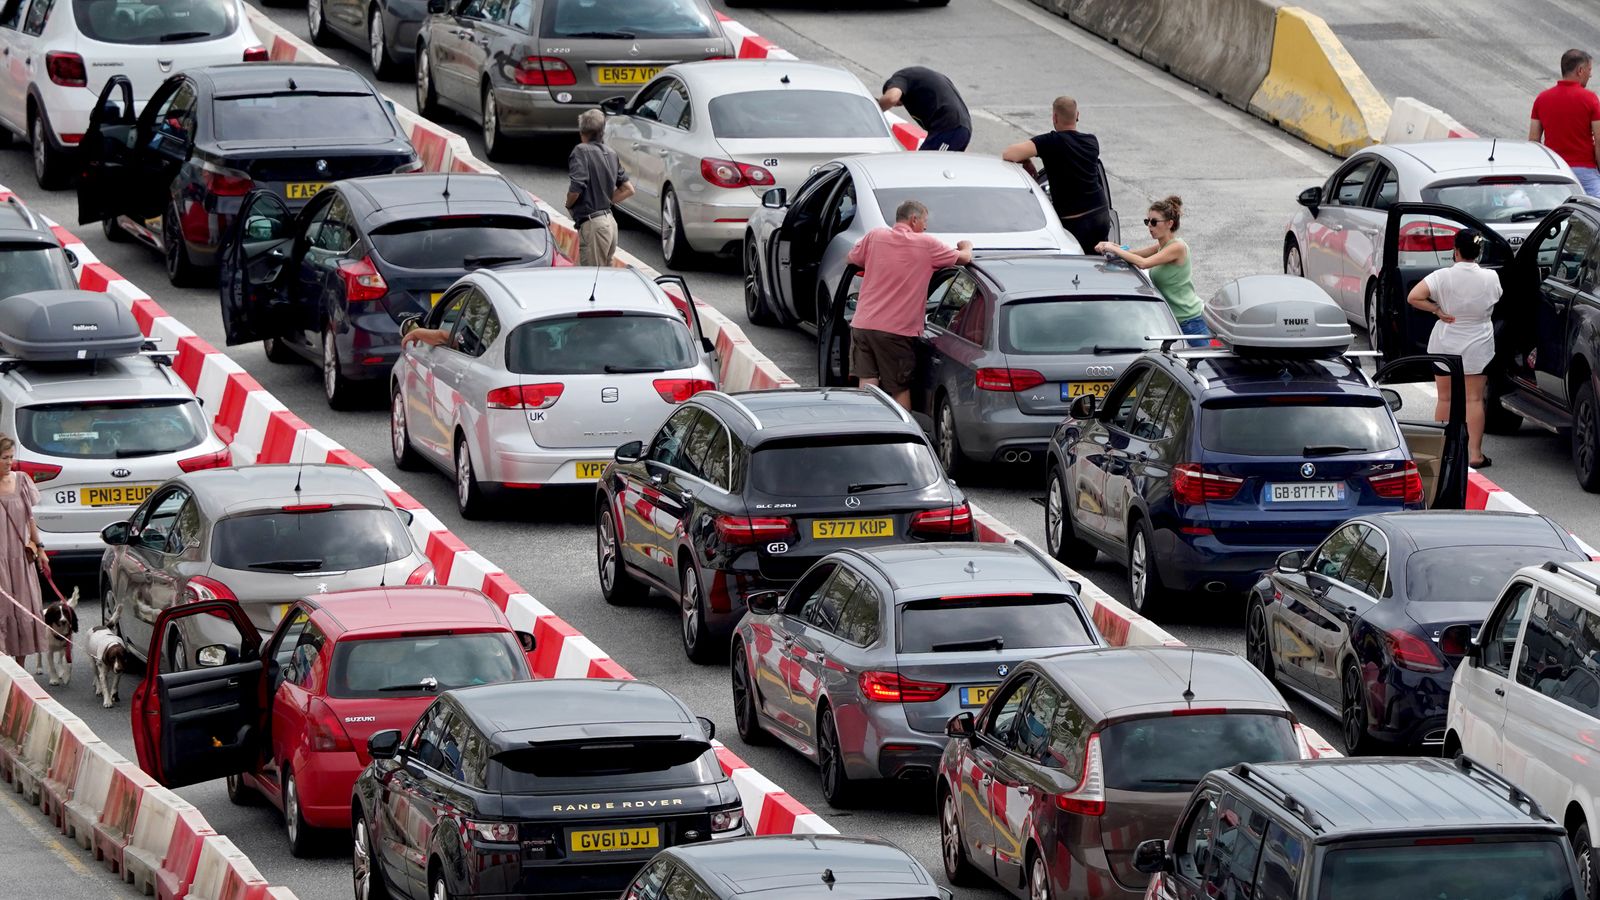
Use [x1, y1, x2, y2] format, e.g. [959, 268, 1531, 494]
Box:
[710, 808, 743, 833]
[858, 670, 948, 703]
[45, 52, 86, 87]
[1171, 463, 1243, 505]
[1368, 460, 1423, 504]
[1054, 732, 1105, 816]
[466, 820, 517, 843]
[487, 383, 564, 410]
[181, 575, 237, 604]
[337, 256, 389, 303]
[199, 160, 254, 197]
[511, 56, 575, 86]
[392, 158, 425, 174]
[975, 367, 1046, 392]
[654, 378, 714, 404]
[713, 515, 796, 545]
[700, 157, 774, 189]
[407, 562, 435, 585]
[911, 504, 973, 537]
[309, 697, 354, 752]
[1385, 628, 1445, 673]
[11, 461, 60, 483]
[1396, 220, 1458, 253]
[242, 45, 269, 62]
[177, 448, 232, 472]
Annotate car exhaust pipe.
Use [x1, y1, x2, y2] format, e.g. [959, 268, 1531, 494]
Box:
[1204, 581, 1227, 593]
[1001, 451, 1019, 463]
[1015, 450, 1032, 464]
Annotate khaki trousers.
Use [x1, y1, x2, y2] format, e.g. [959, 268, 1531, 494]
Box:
[577, 211, 618, 266]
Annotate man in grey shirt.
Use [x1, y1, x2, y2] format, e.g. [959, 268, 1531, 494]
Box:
[566, 108, 634, 267]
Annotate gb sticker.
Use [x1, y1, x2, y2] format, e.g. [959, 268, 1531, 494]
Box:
[762, 158, 779, 168]
[528, 410, 547, 423]
[766, 542, 789, 554]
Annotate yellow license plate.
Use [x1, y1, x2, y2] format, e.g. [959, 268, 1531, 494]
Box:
[595, 65, 662, 85]
[961, 685, 997, 708]
[1065, 381, 1114, 399]
[569, 827, 659, 853]
[430, 292, 445, 306]
[81, 484, 156, 507]
[811, 517, 895, 539]
[285, 182, 326, 200]
[575, 460, 608, 480]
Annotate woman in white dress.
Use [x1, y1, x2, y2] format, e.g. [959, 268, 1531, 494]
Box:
[1406, 228, 1501, 468]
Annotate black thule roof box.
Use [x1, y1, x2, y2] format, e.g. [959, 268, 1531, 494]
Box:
[0, 290, 145, 362]
[1202, 274, 1354, 359]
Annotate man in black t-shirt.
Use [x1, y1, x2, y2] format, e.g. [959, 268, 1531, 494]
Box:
[879, 66, 972, 151]
[1002, 96, 1109, 251]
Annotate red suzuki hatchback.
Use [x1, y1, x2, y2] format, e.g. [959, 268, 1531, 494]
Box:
[130, 586, 534, 856]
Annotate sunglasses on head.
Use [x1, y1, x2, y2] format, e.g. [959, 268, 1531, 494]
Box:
[1143, 217, 1169, 227]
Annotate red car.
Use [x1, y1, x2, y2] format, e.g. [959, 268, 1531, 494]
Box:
[130, 586, 534, 856]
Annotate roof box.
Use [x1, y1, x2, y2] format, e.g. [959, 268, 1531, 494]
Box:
[1201, 275, 1353, 358]
[0, 290, 145, 362]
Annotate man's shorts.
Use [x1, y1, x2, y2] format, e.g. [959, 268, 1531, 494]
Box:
[851, 328, 916, 394]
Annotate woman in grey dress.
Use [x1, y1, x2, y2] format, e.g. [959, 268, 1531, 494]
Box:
[0, 434, 45, 663]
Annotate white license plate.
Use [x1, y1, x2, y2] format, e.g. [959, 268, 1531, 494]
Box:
[1267, 482, 1345, 503]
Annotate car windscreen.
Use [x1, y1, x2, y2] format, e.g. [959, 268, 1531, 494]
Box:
[329, 633, 524, 698]
[873, 187, 1046, 234]
[1317, 839, 1577, 900]
[1099, 713, 1297, 792]
[370, 217, 549, 270]
[1199, 397, 1400, 456]
[488, 739, 721, 793]
[72, 0, 237, 44]
[1420, 180, 1577, 224]
[211, 507, 412, 572]
[1000, 297, 1173, 355]
[0, 243, 77, 295]
[1407, 545, 1585, 603]
[542, 0, 715, 38]
[897, 595, 1093, 653]
[16, 399, 207, 460]
[213, 94, 396, 143]
[507, 313, 695, 375]
[749, 436, 941, 497]
[709, 90, 888, 140]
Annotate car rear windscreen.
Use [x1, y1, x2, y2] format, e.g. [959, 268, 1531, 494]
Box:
[1099, 713, 1297, 792]
[0, 244, 77, 295]
[72, 0, 237, 44]
[709, 91, 888, 140]
[213, 95, 395, 143]
[212, 507, 412, 571]
[543, 0, 715, 38]
[488, 740, 721, 793]
[17, 400, 207, 459]
[1199, 397, 1400, 456]
[1421, 181, 1576, 224]
[329, 633, 524, 698]
[1407, 545, 1585, 603]
[507, 314, 695, 375]
[873, 187, 1046, 234]
[898, 595, 1093, 653]
[749, 436, 941, 497]
[1001, 297, 1173, 355]
[370, 217, 548, 270]
[1318, 839, 1576, 899]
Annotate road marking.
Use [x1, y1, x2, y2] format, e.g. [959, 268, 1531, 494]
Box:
[0, 785, 95, 877]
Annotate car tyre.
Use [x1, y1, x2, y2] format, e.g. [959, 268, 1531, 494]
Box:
[730, 640, 767, 744]
[1283, 238, 1303, 277]
[1574, 379, 1600, 492]
[679, 563, 719, 664]
[390, 387, 424, 471]
[1028, 851, 1053, 900]
[101, 215, 128, 243]
[1045, 469, 1096, 567]
[226, 773, 260, 806]
[368, 7, 401, 80]
[1244, 596, 1275, 683]
[1341, 661, 1381, 755]
[415, 45, 442, 118]
[660, 186, 694, 269]
[482, 86, 513, 161]
[818, 706, 862, 808]
[1127, 518, 1167, 619]
[455, 437, 490, 519]
[306, 0, 332, 46]
[941, 788, 980, 886]
[743, 236, 777, 325]
[30, 113, 67, 190]
[352, 813, 393, 900]
[431, 872, 450, 900]
[263, 335, 299, 363]
[284, 771, 319, 858]
[596, 506, 646, 605]
[163, 203, 204, 287]
[1575, 823, 1599, 900]
[935, 394, 966, 479]
[323, 328, 361, 410]
[1363, 280, 1383, 354]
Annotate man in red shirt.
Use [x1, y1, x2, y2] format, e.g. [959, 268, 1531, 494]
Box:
[846, 201, 973, 409]
[1530, 49, 1600, 197]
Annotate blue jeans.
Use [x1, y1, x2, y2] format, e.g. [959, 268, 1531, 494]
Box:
[1179, 315, 1209, 347]
[1575, 167, 1600, 198]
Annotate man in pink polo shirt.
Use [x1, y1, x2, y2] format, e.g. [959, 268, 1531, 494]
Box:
[847, 201, 972, 409]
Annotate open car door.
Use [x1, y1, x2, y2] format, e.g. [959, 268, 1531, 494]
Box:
[77, 77, 138, 227]
[218, 191, 294, 346]
[1377, 203, 1516, 363]
[1371, 353, 1468, 510]
[1033, 160, 1119, 249]
[818, 267, 861, 387]
[130, 600, 264, 789]
[653, 274, 719, 372]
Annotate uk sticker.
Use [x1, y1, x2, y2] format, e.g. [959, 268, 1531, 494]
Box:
[528, 410, 547, 423]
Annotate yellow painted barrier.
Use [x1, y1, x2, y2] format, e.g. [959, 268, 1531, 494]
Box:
[1249, 6, 1391, 156]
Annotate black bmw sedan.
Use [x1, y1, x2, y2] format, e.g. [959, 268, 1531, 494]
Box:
[77, 63, 418, 287]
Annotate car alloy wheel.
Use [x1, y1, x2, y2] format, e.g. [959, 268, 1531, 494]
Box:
[368, 8, 396, 79]
[307, 0, 326, 43]
[226, 772, 258, 806]
[322, 329, 348, 407]
[661, 189, 681, 265]
[1284, 241, 1303, 277]
[30, 117, 56, 188]
[1045, 473, 1064, 556]
[415, 50, 439, 117]
[731, 643, 765, 743]
[597, 512, 618, 594]
[679, 565, 715, 663]
[818, 709, 858, 807]
[482, 89, 502, 159]
[1245, 600, 1274, 681]
[1575, 380, 1600, 492]
[1341, 664, 1377, 755]
[1575, 824, 1598, 900]
[284, 772, 315, 857]
[432, 875, 450, 900]
[455, 441, 481, 517]
[1128, 529, 1150, 612]
[935, 396, 964, 477]
[390, 389, 421, 470]
[1030, 855, 1052, 900]
[353, 817, 388, 900]
[941, 790, 978, 884]
[1364, 281, 1382, 353]
[163, 205, 196, 286]
[743, 238, 774, 325]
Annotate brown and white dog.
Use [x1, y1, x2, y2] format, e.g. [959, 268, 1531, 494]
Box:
[87, 626, 127, 709]
[36, 587, 79, 686]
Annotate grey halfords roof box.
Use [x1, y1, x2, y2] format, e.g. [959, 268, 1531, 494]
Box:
[1201, 274, 1353, 358]
[0, 290, 145, 362]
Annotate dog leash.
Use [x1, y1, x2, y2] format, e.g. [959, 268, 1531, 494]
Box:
[0, 582, 72, 663]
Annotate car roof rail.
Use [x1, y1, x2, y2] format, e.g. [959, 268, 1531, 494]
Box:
[862, 384, 914, 424]
[1013, 540, 1068, 583]
[701, 390, 761, 428]
[5, 195, 38, 231]
[1542, 560, 1600, 595]
[1452, 753, 1548, 821]
[1230, 763, 1324, 833]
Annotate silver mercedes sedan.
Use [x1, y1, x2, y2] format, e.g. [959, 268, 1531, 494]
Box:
[601, 60, 904, 267]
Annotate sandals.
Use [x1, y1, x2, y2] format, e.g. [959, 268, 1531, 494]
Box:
[1471, 456, 1492, 469]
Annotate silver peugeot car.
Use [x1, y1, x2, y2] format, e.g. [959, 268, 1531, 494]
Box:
[391, 266, 719, 518]
[601, 59, 903, 266]
[730, 542, 1103, 808]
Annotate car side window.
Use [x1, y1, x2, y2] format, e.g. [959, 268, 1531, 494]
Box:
[1482, 581, 1533, 677]
[152, 82, 198, 144]
[0, 0, 27, 30]
[825, 177, 856, 241]
[269, 608, 310, 689]
[1103, 367, 1150, 429]
[480, 0, 510, 24]
[1371, 165, 1399, 212]
[426, 288, 469, 332]
[1309, 524, 1363, 581]
[1533, 214, 1572, 278]
[1340, 527, 1387, 597]
[457, 0, 485, 18]
[137, 488, 190, 553]
[1127, 369, 1176, 440]
[1014, 678, 1063, 766]
[1553, 214, 1599, 285]
[783, 563, 837, 617]
[1158, 383, 1194, 451]
[410, 705, 450, 771]
[452, 290, 499, 358]
[663, 869, 712, 900]
[20, 0, 52, 35]
[1173, 789, 1221, 881]
[836, 579, 881, 646]
[286, 622, 327, 689]
[808, 566, 859, 634]
[656, 79, 691, 131]
[1328, 158, 1378, 207]
[1253, 823, 1307, 900]
[439, 711, 471, 782]
[175, 498, 202, 550]
[954, 291, 990, 345]
[311, 197, 356, 254]
[690, 414, 730, 489]
[505, 0, 531, 30]
[625, 860, 674, 900]
[1517, 589, 1600, 716]
[1202, 797, 1269, 900]
[679, 410, 726, 484]
[647, 406, 702, 469]
[981, 674, 1032, 749]
[631, 79, 672, 121]
[928, 271, 978, 330]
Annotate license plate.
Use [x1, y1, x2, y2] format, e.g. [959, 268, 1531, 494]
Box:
[1062, 381, 1114, 400]
[575, 460, 608, 480]
[569, 827, 659, 853]
[811, 517, 895, 539]
[272, 603, 292, 624]
[1267, 482, 1345, 503]
[430, 292, 445, 306]
[285, 182, 326, 200]
[595, 65, 662, 85]
[960, 685, 997, 708]
[80, 484, 156, 507]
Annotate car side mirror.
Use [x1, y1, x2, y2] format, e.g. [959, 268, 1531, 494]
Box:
[426, 0, 446, 12]
[600, 95, 627, 115]
[515, 630, 536, 653]
[1276, 549, 1306, 573]
[1069, 394, 1099, 420]
[196, 644, 232, 667]
[1439, 623, 1477, 660]
[745, 589, 782, 616]
[945, 711, 975, 740]
[762, 187, 787, 209]
[63, 248, 79, 269]
[696, 716, 715, 740]
[614, 440, 644, 463]
[101, 521, 130, 546]
[1133, 838, 1171, 874]
[1297, 186, 1321, 213]
[395, 508, 414, 527]
[400, 314, 422, 337]
[1380, 387, 1402, 412]
[368, 729, 404, 760]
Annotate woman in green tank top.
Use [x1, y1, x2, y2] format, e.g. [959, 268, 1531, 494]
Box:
[1095, 195, 1207, 346]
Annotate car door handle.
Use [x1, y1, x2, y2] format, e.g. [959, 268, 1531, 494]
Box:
[1015, 785, 1031, 796]
[1495, 687, 1506, 697]
[656, 149, 669, 157]
[676, 488, 694, 503]
[1327, 224, 1343, 231]
[1360, 228, 1377, 237]
[632, 142, 643, 151]
[979, 774, 992, 785]
[650, 473, 664, 485]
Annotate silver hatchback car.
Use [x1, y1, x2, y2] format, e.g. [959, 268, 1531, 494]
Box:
[391, 266, 719, 517]
[730, 542, 1102, 808]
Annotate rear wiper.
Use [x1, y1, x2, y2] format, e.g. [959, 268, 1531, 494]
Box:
[847, 481, 907, 493]
[378, 676, 439, 693]
[463, 255, 526, 268]
[604, 364, 667, 374]
[567, 30, 635, 38]
[930, 635, 1005, 652]
[1302, 444, 1364, 456]
[247, 559, 324, 572]
[1509, 208, 1553, 222]
[158, 30, 211, 41]
[1093, 345, 1147, 354]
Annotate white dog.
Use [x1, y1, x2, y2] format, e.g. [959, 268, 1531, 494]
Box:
[87, 626, 127, 709]
[35, 587, 79, 686]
